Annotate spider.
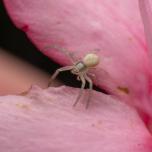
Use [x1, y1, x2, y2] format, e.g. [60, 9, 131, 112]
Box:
[47, 46, 100, 108]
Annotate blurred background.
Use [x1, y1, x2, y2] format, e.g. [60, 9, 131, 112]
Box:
[0, 2, 56, 73]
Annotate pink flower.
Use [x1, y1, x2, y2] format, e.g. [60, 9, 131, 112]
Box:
[1, 0, 152, 151]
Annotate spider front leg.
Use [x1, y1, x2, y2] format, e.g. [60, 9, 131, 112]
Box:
[48, 66, 73, 87]
[84, 74, 93, 108]
[73, 75, 86, 107]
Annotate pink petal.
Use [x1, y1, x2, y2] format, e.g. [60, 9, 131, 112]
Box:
[139, 0, 152, 59]
[3, 0, 152, 117]
[0, 86, 152, 152]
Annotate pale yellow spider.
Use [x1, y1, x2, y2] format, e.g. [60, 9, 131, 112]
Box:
[47, 46, 100, 108]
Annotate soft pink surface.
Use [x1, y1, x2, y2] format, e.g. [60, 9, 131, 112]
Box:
[3, 0, 152, 116]
[0, 86, 152, 152]
[139, 0, 152, 59]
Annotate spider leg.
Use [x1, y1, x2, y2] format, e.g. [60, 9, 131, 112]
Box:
[73, 75, 86, 107]
[48, 66, 73, 87]
[84, 74, 93, 109]
[44, 45, 76, 64]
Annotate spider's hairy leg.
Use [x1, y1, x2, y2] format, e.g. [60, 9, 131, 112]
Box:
[73, 75, 86, 107]
[48, 66, 73, 87]
[44, 45, 76, 64]
[84, 75, 93, 109]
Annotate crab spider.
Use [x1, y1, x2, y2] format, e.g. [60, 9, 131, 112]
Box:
[48, 52, 100, 108]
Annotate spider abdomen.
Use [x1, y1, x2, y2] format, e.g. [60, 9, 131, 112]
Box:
[83, 53, 100, 67]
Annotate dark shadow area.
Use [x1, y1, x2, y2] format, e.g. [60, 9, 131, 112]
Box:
[0, 1, 54, 72]
[0, 1, 107, 94]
